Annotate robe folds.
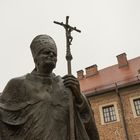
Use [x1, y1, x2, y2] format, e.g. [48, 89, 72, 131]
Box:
[0, 72, 99, 140]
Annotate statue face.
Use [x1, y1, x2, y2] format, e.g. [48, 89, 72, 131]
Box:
[35, 45, 57, 72]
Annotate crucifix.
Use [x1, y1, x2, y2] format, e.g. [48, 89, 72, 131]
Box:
[54, 16, 81, 75]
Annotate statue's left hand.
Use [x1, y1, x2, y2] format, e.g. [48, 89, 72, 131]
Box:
[62, 75, 82, 103]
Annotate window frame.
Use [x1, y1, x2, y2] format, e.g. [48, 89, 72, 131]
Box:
[102, 105, 117, 123]
[130, 96, 140, 118]
[133, 98, 140, 116]
[99, 102, 120, 125]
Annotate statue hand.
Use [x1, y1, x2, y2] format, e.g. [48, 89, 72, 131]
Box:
[62, 75, 82, 103]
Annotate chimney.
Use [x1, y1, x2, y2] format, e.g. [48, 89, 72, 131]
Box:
[85, 64, 98, 77]
[116, 53, 128, 68]
[77, 70, 84, 80]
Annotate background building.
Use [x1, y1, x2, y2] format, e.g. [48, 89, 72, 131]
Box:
[77, 53, 140, 140]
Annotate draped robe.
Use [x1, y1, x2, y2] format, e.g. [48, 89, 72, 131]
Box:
[0, 72, 99, 140]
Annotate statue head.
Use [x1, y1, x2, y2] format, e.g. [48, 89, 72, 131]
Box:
[30, 34, 57, 74]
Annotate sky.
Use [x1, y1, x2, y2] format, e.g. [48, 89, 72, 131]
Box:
[0, 0, 140, 91]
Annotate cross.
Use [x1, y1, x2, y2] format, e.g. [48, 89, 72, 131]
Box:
[54, 16, 81, 75]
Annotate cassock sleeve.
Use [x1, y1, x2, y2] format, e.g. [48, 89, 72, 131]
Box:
[76, 93, 100, 140]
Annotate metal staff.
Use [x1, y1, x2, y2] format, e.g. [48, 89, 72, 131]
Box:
[54, 16, 81, 75]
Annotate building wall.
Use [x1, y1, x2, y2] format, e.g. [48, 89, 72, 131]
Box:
[88, 84, 140, 140]
[119, 84, 140, 140]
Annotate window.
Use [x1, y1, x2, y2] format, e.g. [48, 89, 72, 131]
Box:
[133, 98, 140, 116]
[130, 96, 140, 118]
[102, 105, 117, 123]
[99, 102, 119, 125]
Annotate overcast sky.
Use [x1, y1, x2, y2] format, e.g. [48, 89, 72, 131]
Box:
[0, 0, 140, 91]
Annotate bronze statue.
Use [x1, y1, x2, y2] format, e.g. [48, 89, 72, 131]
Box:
[0, 35, 99, 140]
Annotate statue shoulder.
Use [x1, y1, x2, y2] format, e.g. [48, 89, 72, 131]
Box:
[0, 74, 39, 111]
[3, 75, 26, 91]
[1, 75, 27, 101]
[8, 75, 26, 83]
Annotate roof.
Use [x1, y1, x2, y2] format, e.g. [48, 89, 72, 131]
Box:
[79, 56, 140, 95]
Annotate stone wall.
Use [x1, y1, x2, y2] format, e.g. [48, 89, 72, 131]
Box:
[88, 84, 140, 140]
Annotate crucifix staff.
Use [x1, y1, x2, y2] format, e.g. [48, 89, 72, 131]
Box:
[54, 16, 81, 140]
[54, 16, 81, 75]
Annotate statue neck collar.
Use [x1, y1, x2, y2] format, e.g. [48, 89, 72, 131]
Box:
[27, 70, 56, 85]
